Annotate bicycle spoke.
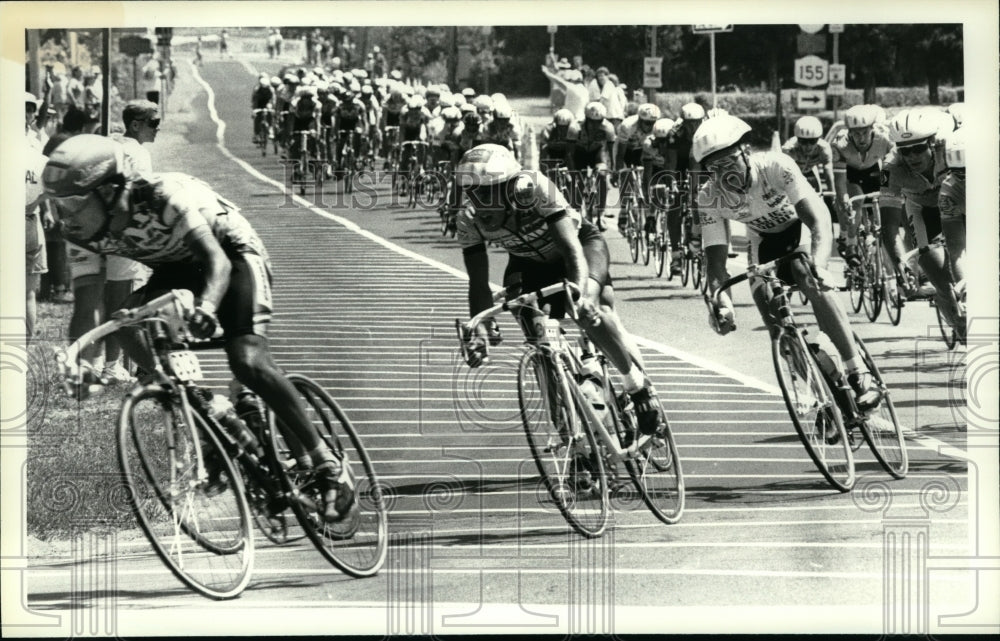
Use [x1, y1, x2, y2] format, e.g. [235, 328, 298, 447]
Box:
[852, 335, 908, 478]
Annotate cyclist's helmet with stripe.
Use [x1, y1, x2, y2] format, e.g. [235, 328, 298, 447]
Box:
[692, 115, 752, 163]
[43, 134, 125, 197]
[794, 116, 823, 140]
[680, 102, 706, 121]
[584, 101, 607, 121]
[844, 104, 877, 129]
[456, 144, 522, 188]
[637, 103, 661, 122]
[888, 108, 950, 147]
[553, 108, 574, 126]
[652, 118, 675, 139]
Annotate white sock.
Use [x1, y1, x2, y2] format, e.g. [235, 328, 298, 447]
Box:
[842, 356, 861, 374]
[620, 363, 646, 394]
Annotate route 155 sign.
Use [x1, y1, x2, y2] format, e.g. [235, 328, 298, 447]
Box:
[794, 55, 829, 88]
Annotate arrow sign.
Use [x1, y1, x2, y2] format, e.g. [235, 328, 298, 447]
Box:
[692, 24, 733, 34]
[797, 89, 826, 110]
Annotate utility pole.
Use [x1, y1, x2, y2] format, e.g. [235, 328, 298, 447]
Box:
[101, 29, 110, 135]
[649, 25, 657, 104]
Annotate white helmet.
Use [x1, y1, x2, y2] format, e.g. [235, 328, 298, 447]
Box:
[692, 115, 752, 163]
[944, 127, 965, 169]
[868, 104, 888, 125]
[408, 95, 425, 110]
[637, 103, 661, 122]
[584, 101, 607, 121]
[553, 108, 574, 126]
[473, 95, 493, 111]
[652, 118, 675, 139]
[494, 103, 513, 120]
[947, 102, 965, 128]
[456, 144, 523, 188]
[680, 102, 706, 121]
[794, 116, 823, 139]
[844, 104, 877, 129]
[888, 108, 948, 146]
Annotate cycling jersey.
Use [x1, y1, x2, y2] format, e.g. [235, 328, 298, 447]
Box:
[938, 172, 965, 221]
[66, 173, 269, 266]
[879, 142, 947, 209]
[830, 127, 894, 171]
[616, 115, 653, 151]
[781, 137, 833, 175]
[575, 119, 615, 152]
[382, 93, 407, 114]
[641, 134, 668, 167]
[665, 124, 696, 174]
[335, 99, 367, 131]
[457, 172, 581, 262]
[485, 120, 521, 150]
[252, 85, 274, 110]
[290, 98, 319, 132]
[698, 151, 813, 250]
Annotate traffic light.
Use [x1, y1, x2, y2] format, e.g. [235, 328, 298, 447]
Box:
[155, 27, 173, 47]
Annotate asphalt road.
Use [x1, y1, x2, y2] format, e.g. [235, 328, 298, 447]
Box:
[25, 55, 974, 635]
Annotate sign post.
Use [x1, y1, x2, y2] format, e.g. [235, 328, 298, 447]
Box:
[692, 25, 733, 108]
[547, 25, 557, 52]
[831, 25, 843, 120]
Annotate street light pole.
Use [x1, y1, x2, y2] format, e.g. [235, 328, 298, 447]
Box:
[710, 32, 717, 108]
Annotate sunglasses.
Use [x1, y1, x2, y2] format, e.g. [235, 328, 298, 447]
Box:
[704, 153, 742, 174]
[898, 143, 929, 156]
[798, 138, 819, 146]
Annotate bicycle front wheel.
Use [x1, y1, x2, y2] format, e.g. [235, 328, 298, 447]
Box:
[861, 240, 883, 322]
[771, 332, 855, 492]
[852, 334, 908, 478]
[517, 349, 609, 538]
[883, 262, 904, 326]
[118, 386, 253, 599]
[267, 374, 388, 577]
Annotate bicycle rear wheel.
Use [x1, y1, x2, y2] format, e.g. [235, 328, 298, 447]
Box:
[517, 349, 609, 538]
[266, 374, 388, 577]
[640, 212, 652, 266]
[934, 301, 958, 350]
[861, 240, 883, 322]
[771, 331, 855, 492]
[883, 261, 904, 326]
[118, 386, 253, 599]
[653, 233, 667, 278]
[607, 378, 685, 525]
[851, 334, 908, 478]
[846, 262, 864, 314]
[626, 202, 641, 264]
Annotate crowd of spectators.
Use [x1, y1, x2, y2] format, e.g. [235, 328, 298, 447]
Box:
[541, 49, 632, 126]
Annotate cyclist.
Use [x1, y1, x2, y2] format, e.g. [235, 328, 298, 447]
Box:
[881, 108, 963, 330]
[433, 106, 466, 226]
[938, 126, 965, 285]
[333, 89, 367, 178]
[455, 144, 663, 436]
[251, 73, 274, 146]
[473, 95, 494, 129]
[275, 73, 300, 153]
[425, 85, 442, 117]
[573, 101, 616, 229]
[539, 108, 579, 179]
[614, 102, 660, 234]
[358, 84, 381, 158]
[782, 116, 836, 229]
[642, 117, 683, 275]
[484, 102, 521, 161]
[288, 86, 320, 182]
[663, 102, 707, 266]
[399, 95, 431, 176]
[43, 135, 356, 522]
[379, 87, 408, 163]
[696, 116, 882, 410]
[830, 105, 895, 269]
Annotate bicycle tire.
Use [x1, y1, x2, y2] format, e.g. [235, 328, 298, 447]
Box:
[883, 264, 904, 326]
[626, 201, 640, 264]
[861, 240, 883, 322]
[851, 333, 908, 478]
[344, 147, 355, 195]
[694, 255, 705, 292]
[118, 385, 254, 599]
[771, 331, 855, 492]
[605, 371, 685, 525]
[517, 349, 609, 538]
[654, 233, 667, 278]
[639, 211, 652, 266]
[265, 374, 388, 577]
[241, 462, 307, 545]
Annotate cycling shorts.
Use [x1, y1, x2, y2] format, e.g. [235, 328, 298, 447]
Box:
[573, 146, 609, 169]
[384, 112, 401, 128]
[749, 219, 816, 286]
[502, 220, 611, 320]
[905, 202, 942, 249]
[623, 147, 643, 168]
[133, 251, 273, 338]
[846, 164, 881, 194]
[68, 245, 152, 283]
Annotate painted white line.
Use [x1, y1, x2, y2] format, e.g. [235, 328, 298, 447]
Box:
[189, 61, 964, 462]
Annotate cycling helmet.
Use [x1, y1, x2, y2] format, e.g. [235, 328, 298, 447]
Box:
[680, 102, 706, 121]
[42, 134, 124, 197]
[270, 76, 282, 87]
[349, 81, 361, 92]
[553, 108, 574, 126]
[360, 84, 373, 96]
[794, 116, 823, 140]
[283, 73, 299, 84]
[341, 90, 354, 101]
[354, 69, 368, 80]
[456, 144, 522, 188]
[888, 108, 947, 146]
[473, 95, 493, 111]
[438, 93, 454, 108]
[691, 115, 752, 163]
[315, 81, 329, 93]
[442, 106, 462, 121]
[460, 102, 477, 114]
[462, 87, 477, 99]
[705, 107, 729, 119]
[869, 104, 888, 125]
[408, 95, 425, 110]
[452, 94, 467, 107]
[584, 101, 607, 121]
[494, 103, 513, 120]
[652, 117, 675, 139]
[844, 104, 876, 129]
[637, 103, 661, 122]
[390, 70, 403, 81]
[947, 102, 965, 128]
[425, 84, 440, 97]
[312, 66, 325, 77]
[258, 74, 269, 87]
[944, 127, 965, 169]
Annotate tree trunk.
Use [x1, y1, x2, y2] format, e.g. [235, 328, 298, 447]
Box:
[927, 72, 939, 105]
[863, 74, 877, 105]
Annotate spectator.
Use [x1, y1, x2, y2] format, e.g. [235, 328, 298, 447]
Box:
[84, 66, 103, 123]
[141, 53, 162, 103]
[117, 100, 159, 174]
[372, 46, 387, 78]
[541, 66, 588, 122]
[588, 66, 625, 127]
[274, 28, 283, 57]
[66, 65, 85, 110]
[49, 67, 70, 120]
[25, 94, 52, 337]
[572, 55, 583, 71]
[194, 35, 203, 66]
[267, 29, 277, 59]
[219, 29, 229, 58]
[544, 48, 569, 111]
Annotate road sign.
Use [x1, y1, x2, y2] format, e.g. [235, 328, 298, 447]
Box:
[828, 63, 846, 95]
[797, 33, 826, 55]
[829, 24, 844, 34]
[119, 35, 152, 57]
[798, 24, 824, 34]
[546, 25, 558, 34]
[643, 56, 663, 89]
[692, 24, 733, 34]
[797, 89, 826, 110]
[794, 55, 829, 87]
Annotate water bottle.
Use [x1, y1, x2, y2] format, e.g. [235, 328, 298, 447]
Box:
[231, 381, 266, 446]
[808, 341, 843, 385]
[579, 352, 608, 425]
[209, 393, 260, 453]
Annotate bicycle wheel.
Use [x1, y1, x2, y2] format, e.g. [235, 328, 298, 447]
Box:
[343, 147, 355, 195]
[694, 254, 705, 292]
[607, 377, 685, 525]
[118, 386, 253, 599]
[771, 331, 855, 492]
[517, 349, 609, 538]
[265, 374, 388, 577]
[626, 202, 641, 264]
[883, 262, 904, 326]
[653, 231, 667, 278]
[640, 212, 652, 267]
[851, 334, 908, 478]
[861, 240, 883, 322]
[241, 461, 306, 546]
